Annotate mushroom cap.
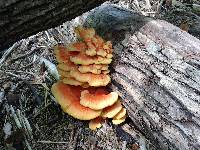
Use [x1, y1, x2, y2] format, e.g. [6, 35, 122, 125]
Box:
[70, 68, 89, 82]
[67, 42, 87, 52]
[100, 65, 109, 70]
[106, 53, 113, 59]
[54, 45, 79, 63]
[103, 41, 113, 59]
[78, 64, 108, 74]
[70, 52, 95, 65]
[102, 70, 110, 74]
[62, 77, 84, 86]
[89, 117, 103, 130]
[101, 100, 122, 118]
[85, 49, 97, 56]
[95, 56, 112, 65]
[113, 108, 126, 120]
[57, 68, 71, 78]
[84, 35, 111, 57]
[57, 61, 76, 72]
[85, 42, 97, 56]
[75, 26, 95, 41]
[96, 48, 107, 57]
[92, 35, 104, 48]
[80, 90, 118, 110]
[112, 115, 126, 125]
[51, 82, 102, 120]
[78, 66, 101, 74]
[70, 52, 112, 65]
[70, 68, 111, 86]
[103, 41, 113, 53]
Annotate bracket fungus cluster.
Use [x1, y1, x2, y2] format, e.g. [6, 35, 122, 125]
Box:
[51, 26, 127, 130]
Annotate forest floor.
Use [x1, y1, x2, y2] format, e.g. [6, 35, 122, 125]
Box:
[0, 0, 200, 150]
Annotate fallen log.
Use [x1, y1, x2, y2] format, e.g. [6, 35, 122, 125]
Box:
[0, 0, 106, 50]
[84, 4, 200, 150]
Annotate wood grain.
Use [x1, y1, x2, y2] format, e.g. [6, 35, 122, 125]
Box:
[85, 5, 200, 150]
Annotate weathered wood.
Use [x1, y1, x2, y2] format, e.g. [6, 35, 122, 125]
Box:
[0, 0, 106, 50]
[85, 5, 200, 150]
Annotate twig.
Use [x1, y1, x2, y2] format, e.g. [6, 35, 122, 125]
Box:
[0, 70, 29, 81]
[122, 141, 127, 150]
[143, 11, 156, 14]
[30, 82, 50, 91]
[6, 105, 33, 150]
[45, 31, 51, 41]
[6, 70, 36, 77]
[0, 42, 20, 67]
[37, 140, 68, 144]
[24, 137, 32, 150]
[20, 61, 35, 69]
[69, 128, 80, 149]
[44, 89, 48, 107]
[16, 109, 33, 138]
[20, 50, 46, 69]
[156, 0, 165, 13]
[49, 94, 57, 103]
[9, 105, 22, 128]
[10, 47, 37, 62]
[132, 0, 141, 12]
[145, 0, 151, 10]
[32, 102, 52, 118]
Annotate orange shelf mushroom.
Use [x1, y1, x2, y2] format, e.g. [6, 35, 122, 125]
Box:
[51, 26, 127, 130]
[75, 26, 95, 41]
[89, 117, 104, 130]
[70, 52, 112, 65]
[62, 77, 85, 86]
[57, 61, 76, 72]
[78, 64, 108, 74]
[57, 68, 71, 78]
[70, 68, 111, 87]
[113, 108, 127, 120]
[80, 90, 118, 110]
[101, 100, 122, 118]
[51, 82, 102, 120]
[112, 107, 127, 124]
[112, 115, 126, 125]
[85, 42, 97, 56]
[67, 42, 87, 52]
[54, 45, 78, 63]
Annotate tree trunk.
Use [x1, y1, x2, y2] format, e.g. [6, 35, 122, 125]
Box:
[0, 0, 106, 50]
[85, 5, 200, 150]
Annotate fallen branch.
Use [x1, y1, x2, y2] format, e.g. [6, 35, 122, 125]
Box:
[5, 104, 33, 150]
[84, 4, 200, 150]
[0, 42, 20, 67]
[0, 0, 106, 50]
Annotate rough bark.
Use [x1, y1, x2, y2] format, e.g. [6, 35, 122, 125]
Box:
[0, 0, 106, 50]
[84, 5, 200, 150]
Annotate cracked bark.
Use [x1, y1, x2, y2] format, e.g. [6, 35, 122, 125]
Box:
[0, 0, 106, 50]
[84, 5, 200, 150]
